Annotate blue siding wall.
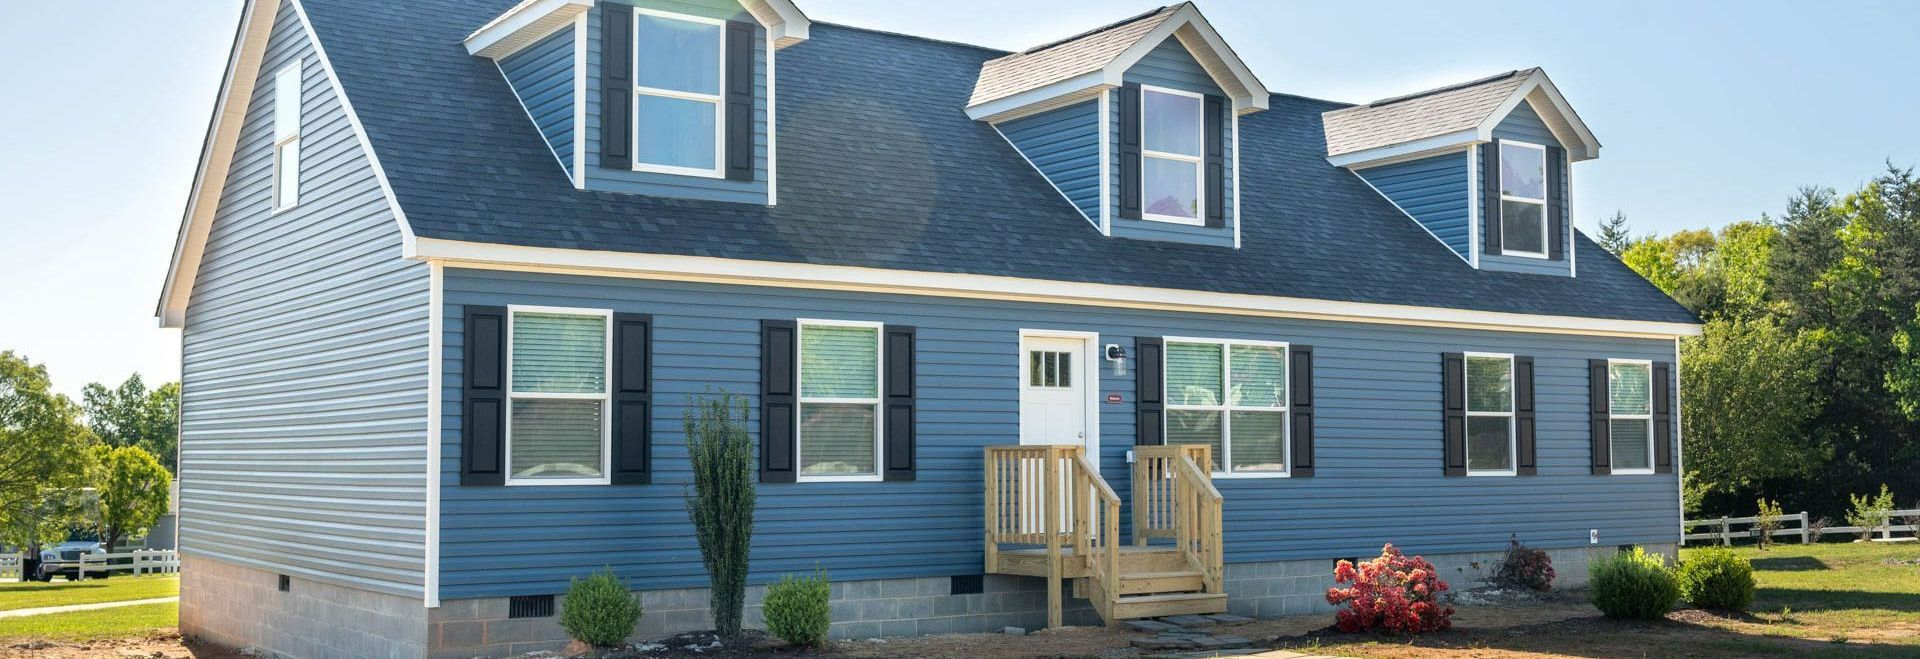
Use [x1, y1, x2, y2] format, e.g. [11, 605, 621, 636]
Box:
[1483, 101, 1572, 276]
[437, 269, 1679, 600]
[998, 100, 1101, 223]
[180, 0, 429, 599]
[1110, 37, 1235, 246]
[499, 26, 576, 177]
[585, 0, 769, 203]
[1356, 151, 1470, 260]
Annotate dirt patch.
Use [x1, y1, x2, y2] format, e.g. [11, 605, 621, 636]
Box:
[0, 631, 248, 659]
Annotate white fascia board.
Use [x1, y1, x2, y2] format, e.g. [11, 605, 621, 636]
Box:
[1107, 5, 1267, 115]
[965, 72, 1108, 122]
[740, 0, 811, 48]
[412, 237, 1703, 339]
[1476, 70, 1601, 162]
[1326, 129, 1480, 169]
[464, 0, 592, 60]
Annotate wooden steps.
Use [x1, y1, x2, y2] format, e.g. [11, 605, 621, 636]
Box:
[1116, 570, 1204, 595]
[1110, 591, 1229, 619]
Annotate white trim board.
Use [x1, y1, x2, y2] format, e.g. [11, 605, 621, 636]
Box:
[412, 238, 1701, 339]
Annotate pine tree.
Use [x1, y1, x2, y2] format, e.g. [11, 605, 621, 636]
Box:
[1598, 211, 1633, 254]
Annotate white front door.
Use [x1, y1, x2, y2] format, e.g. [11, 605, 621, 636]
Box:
[1020, 335, 1090, 449]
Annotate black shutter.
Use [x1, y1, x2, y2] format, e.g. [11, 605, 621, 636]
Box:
[760, 320, 797, 483]
[1481, 140, 1501, 254]
[1135, 337, 1163, 445]
[1203, 94, 1225, 228]
[610, 313, 652, 484]
[724, 21, 754, 181]
[1117, 83, 1143, 219]
[1653, 361, 1674, 473]
[1589, 359, 1612, 475]
[599, 3, 633, 170]
[1547, 145, 1566, 260]
[883, 326, 917, 481]
[1441, 352, 1466, 477]
[1514, 355, 1537, 476]
[1289, 345, 1315, 477]
[461, 306, 508, 486]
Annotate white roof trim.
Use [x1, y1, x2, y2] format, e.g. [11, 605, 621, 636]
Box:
[1331, 70, 1601, 169]
[1328, 128, 1478, 169]
[463, 0, 592, 60]
[740, 0, 810, 49]
[157, 0, 418, 328]
[965, 4, 1268, 121]
[411, 237, 1701, 339]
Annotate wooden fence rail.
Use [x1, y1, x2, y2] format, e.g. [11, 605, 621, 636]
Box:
[1683, 509, 1920, 545]
[0, 553, 20, 582]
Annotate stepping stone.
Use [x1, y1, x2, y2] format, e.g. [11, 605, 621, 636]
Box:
[1205, 613, 1256, 625]
[1132, 636, 1198, 651]
[1125, 619, 1183, 633]
[1162, 614, 1218, 627]
[1211, 635, 1254, 648]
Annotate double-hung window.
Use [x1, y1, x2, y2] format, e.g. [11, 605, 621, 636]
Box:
[632, 9, 725, 176]
[1607, 360, 1655, 474]
[1464, 353, 1516, 475]
[797, 320, 883, 481]
[1498, 141, 1548, 257]
[506, 307, 612, 485]
[1164, 339, 1289, 476]
[272, 63, 303, 210]
[1139, 86, 1205, 224]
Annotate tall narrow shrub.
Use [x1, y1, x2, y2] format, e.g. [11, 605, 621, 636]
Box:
[1752, 498, 1783, 549]
[684, 391, 756, 637]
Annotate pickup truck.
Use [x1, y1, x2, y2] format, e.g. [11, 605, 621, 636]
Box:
[32, 540, 108, 581]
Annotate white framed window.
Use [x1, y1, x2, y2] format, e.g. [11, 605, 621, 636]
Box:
[1607, 359, 1656, 474]
[1139, 86, 1205, 225]
[272, 62, 303, 211]
[1497, 140, 1548, 257]
[797, 319, 884, 482]
[505, 306, 613, 486]
[632, 8, 726, 178]
[1463, 352, 1516, 476]
[1163, 338, 1289, 477]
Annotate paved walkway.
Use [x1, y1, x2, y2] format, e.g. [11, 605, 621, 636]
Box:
[0, 596, 178, 619]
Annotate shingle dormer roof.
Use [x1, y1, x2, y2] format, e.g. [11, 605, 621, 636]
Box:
[967, 5, 1181, 108]
[1322, 67, 1600, 167]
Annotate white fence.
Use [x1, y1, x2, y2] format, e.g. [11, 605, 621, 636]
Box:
[0, 553, 19, 581]
[1683, 509, 1920, 545]
[73, 549, 180, 579]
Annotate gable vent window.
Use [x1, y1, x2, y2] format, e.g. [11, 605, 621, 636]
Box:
[1139, 87, 1205, 224]
[508, 595, 556, 619]
[1498, 141, 1549, 257]
[632, 10, 725, 177]
[272, 62, 303, 211]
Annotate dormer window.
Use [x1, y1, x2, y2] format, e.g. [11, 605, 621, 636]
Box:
[632, 10, 725, 177]
[1497, 141, 1548, 257]
[1141, 86, 1205, 224]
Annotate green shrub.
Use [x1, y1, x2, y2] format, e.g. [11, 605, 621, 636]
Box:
[1588, 548, 1680, 620]
[685, 391, 756, 637]
[763, 571, 831, 647]
[1845, 484, 1895, 541]
[1678, 547, 1755, 611]
[560, 569, 642, 647]
[1752, 498, 1783, 549]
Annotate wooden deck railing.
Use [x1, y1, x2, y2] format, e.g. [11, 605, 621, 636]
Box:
[1166, 453, 1225, 595]
[983, 445, 1120, 627]
[1131, 445, 1213, 544]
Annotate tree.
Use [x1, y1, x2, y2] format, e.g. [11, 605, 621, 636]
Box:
[1681, 318, 1825, 491]
[82, 374, 180, 471]
[1598, 211, 1633, 255]
[682, 391, 755, 637]
[0, 351, 95, 555]
[86, 445, 171, 551]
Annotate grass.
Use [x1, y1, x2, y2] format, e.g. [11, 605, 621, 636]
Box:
[0, 575, 179, 611]
[1683, 541, 1920, 647]
[0, 601, 177, 641]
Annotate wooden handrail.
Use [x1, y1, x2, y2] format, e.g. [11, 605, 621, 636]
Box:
[1131, 444, 1214, 544]
[1074, 453, 1122, 621]
[1168, 453, 1225, 595]
[985, 444, 1122, 628]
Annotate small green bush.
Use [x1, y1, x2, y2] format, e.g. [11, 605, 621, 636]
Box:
[560, 569, 643, 647]
[1678, 547, 1755, 611]
[1588, 548, 1680, 620]
[763, 571, 831, 647]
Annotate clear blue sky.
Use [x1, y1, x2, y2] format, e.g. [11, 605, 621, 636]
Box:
[1, 0, 1915, 397]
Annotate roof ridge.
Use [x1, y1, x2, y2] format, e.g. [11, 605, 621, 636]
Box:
[812, 21, 1012, 55]
[1359, 67, 1534, 109]
[1014, 3, 1182, 56]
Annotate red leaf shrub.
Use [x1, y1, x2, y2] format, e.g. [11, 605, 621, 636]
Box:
[1491, 535, 1555, 591]
[1324, 544, 1455, 634]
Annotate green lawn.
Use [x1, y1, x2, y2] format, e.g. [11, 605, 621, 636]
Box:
[0, 601, 177, 641]
[1684, 540, 1920, 646]
[0, 575, 179, 611]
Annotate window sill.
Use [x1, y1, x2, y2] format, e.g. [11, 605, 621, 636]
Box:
[505, 477, 612, 487]
[1211, 471, 1289, 479]
[1497, 249, 1550, 260]
[1140, 213, 1206, 227]
[1465, 470, 1516, 477]
[796, 474, 884, 483]
[632, 163, 725, 179]
[1610, 468, 1656, 476]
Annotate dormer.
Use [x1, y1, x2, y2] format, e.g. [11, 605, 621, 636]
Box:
[1324, 68, 1599, 276]
[969, 3, 1269, 247]
[464, 0, 809, 204]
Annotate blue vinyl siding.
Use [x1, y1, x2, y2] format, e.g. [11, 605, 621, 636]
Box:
[1356, 151, 1470, 260]
[499, 26, 576, 177]
[179, 0, 429, 599]
[1109, 37, 1234, 246]
[1483, 100, 1572, 276]
[998, 100, 1101, 222]
[584, 0, 769, 203]
[437, 269, 1679, 600]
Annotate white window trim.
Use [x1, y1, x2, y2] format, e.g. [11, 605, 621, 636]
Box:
[1497, 140, 1549, 259]
[1138, 85, 1206, 226]
[271, 63, 303, 213]
[795, 318, 885, 483]
[1162, 336, 1290, 478]
[631, 8, 727, 179]
[1463, 351, 1517, 477]
[1607, 358, 1657, 475]
[503, 305, 614, 486]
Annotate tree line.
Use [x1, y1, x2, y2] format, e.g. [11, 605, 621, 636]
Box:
[1599, 165, 1920, 519]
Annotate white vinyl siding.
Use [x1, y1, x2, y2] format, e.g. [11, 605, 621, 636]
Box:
[1464, 353, 1516, 475]
[1164, 338, 1289, 476]
[797, 320, 884, 481]
[506, 308, 612, 485]
[1608, 360, 1655, 474]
